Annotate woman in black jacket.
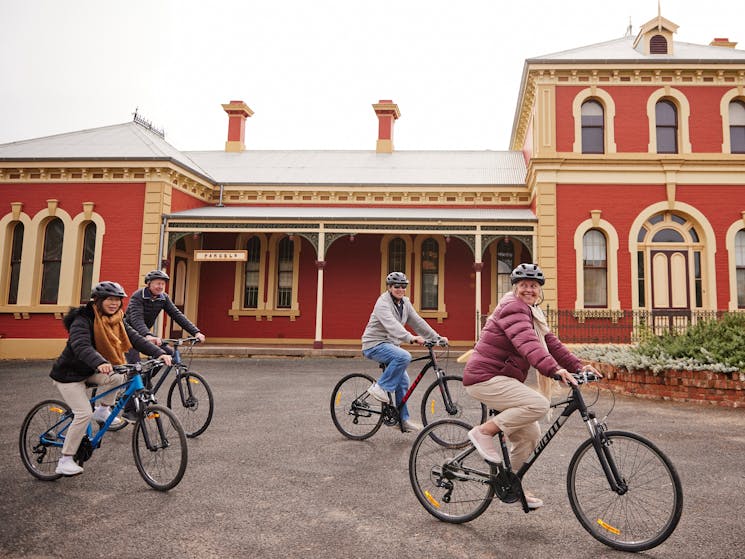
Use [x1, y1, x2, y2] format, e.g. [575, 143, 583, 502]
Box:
[50, 281, 172, 476]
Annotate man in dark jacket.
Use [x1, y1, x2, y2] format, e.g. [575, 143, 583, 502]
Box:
[124, 270, 205, 363]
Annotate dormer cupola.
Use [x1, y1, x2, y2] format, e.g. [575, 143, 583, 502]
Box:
[633, 12, 679, 55]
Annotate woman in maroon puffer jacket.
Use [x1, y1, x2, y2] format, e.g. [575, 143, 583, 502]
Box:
[463, 264, 599, 509]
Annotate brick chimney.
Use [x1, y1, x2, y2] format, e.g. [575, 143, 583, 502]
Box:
[221, 100, 254, 152]
[710, 37, 737, 48]
[372, 100, 400, 153]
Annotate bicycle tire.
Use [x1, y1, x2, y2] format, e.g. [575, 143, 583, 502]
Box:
[19, 399, 69, 481]
[166, 370, 214, 438]
[409, 419, 495, 523]
[131, 404, 188, 491]
[567, 430, 683, 552]
[330, 373, 384, 440]
[420, 374, 487, 430]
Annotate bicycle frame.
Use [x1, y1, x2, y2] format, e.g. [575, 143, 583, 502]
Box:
[396, 344, 446, 412]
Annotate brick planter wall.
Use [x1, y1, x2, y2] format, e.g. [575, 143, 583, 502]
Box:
[587, 361, 745, 409]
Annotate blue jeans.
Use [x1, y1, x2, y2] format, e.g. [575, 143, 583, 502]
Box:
[362, 343, 413, 421]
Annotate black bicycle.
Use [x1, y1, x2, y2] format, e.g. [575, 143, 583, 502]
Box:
[97, 337, 214, 438]
[330, 340, 486, 440]
[408, 372, 683, 552]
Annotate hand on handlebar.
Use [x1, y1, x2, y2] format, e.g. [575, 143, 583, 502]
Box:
[554, 368, 578, 386]
[146, 334, 163, 346]
[158, 354, 173, 366]
[411, 335, 425, 345]
[195, 332, 206, 343]
[97, 362, 113, 375]
[437, 336, 449, 346]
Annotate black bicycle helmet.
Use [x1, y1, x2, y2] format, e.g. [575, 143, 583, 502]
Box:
[510, 263, 545, 285]
[91, 281, 127, 299]
[144, 269, 170, 284]
[385, 271, 409, 286]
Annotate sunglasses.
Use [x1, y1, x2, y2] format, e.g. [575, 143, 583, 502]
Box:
[390, 283, 408, 289]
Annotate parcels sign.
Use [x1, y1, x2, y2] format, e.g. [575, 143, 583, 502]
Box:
[194, 250, 247, 262]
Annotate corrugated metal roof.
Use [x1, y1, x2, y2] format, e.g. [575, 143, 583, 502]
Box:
[184, 149, 526, 186]
[0, 122, 214, 181]
[530, 36, 745, 63]
[166, 205, 536, 222]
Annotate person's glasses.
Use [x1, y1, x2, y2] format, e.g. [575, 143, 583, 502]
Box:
[391, 283, 408, 289]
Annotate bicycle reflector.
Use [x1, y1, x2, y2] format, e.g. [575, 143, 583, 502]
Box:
[597, 518, 621, 535]
[424, 491, 441, 509]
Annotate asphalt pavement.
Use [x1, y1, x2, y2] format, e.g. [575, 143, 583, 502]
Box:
[1, 356, 743, 559]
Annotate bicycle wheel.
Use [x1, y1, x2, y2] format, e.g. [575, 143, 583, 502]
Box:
[131, 404, 188, 491]
[409, 419, 495, 523]
[166, 370, 214, 438]
[330, 373, 384, 440]
[420, 375, 486, 445]
[19, 399, 69, 481]
[567, 430, 683, 552]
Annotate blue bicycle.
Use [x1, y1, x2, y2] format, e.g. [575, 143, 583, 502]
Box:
[19, 359, 188, 491]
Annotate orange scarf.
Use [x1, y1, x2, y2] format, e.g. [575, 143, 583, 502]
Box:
[92, 306, 132, 365]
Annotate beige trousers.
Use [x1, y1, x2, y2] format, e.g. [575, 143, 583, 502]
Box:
[465, 375, 549, 470]
[53, 373, 124, 455]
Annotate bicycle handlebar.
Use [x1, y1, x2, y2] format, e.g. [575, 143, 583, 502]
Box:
[112, 358, 163, 375]
[161, 337, 201, 347]
[423, 339, 448, 348]
[551, 370, 602, 385]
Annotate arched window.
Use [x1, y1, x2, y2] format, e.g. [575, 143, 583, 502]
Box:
[656, 100, 678, 154]
[581, 100, 604, 153]
[276, 236, 294, 309]
[40, 218, 64, 304]
[496, 238, 514, 300]
[7, 222, 24, 304]
[583, 230, 607, 307]
[650, 34, 668, 54]
[736, 230, 745, 308]
[387, 237, 406, 274]
[729, 100, 745, 154]
[244, 236, 261, 308]
[79, 222, 96, 303]
[421, 238, 439, 310]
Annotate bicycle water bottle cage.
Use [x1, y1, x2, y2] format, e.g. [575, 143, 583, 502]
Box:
[74, 436, 94, 465]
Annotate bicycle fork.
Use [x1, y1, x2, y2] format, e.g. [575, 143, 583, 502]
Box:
[585, 416, 628, 495]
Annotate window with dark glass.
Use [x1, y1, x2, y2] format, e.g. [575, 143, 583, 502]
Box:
[736, 230, 745, 308]
[729, 100, 745, 154]
[40, 218, 63, 304]
[656, 100, 678, 154]
[8, 222, 24, 304]
[79, 222, 96, 303]
[637, 251, 645, 307]
[581, 100, 604, 153]
[388, 237, 406, 274]
[650, 34, 668, 54]
[583, 230, 607, 307]
[276, 237, 293, 309]
[496, 238, 514, 299]
[421, 238, 439, 310]
[244, 236, 261, 308]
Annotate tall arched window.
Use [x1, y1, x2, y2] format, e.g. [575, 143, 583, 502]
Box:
[244, 236, 261, 308]
[79, 222, 96, 303]
[729, 100, 745, 154]
[40, 218, 64, 304]
[7, 222, 24, 304]
[736, 230, 745, 308]
[421, 238, 439, 310]
[276, 236, 294, 309]
[581, 100, 604, 153]
[496, 238, 514, 300]
[387, 237, 406, 274]
[583, 229, 607, 307]
[656, 100, 678, 153]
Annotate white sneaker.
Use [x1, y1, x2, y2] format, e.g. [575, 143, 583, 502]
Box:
[401, 419, 423, 433]
[525, 492, 544, 509]
[366, 382, 389, 404]
[468, 427, 502, 463]
[92, 405, 124, 427]
[55, 456, 84, 476]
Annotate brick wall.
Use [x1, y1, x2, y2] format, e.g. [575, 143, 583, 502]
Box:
[588, 361, 745, 408]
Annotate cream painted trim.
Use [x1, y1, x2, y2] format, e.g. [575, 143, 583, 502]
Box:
[0, 338, 66, 359]
[30, 203, 75, 307]
[571, 88, 617, 154]
[139, 182, 172, 283]
[646, 88, 692, 154]
[628, 201, 717, 310]
[70, 207, 106, 304]
[265, 234, 300, 319]
[725, 217, 745, 310]
[719, 87, 745, 154]
[379, 234, 413, 292]
[573, 212, 620, 311]
[413, 235, 448, 322]
[0, 207, 31, 305]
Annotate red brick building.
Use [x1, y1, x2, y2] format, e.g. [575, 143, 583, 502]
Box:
[2, 12, 744, 358]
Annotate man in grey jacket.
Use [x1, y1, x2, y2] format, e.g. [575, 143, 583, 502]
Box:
[361, 272, 448, 432]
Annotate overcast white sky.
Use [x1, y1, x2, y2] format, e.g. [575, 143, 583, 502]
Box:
[2, 0, 744, 152]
